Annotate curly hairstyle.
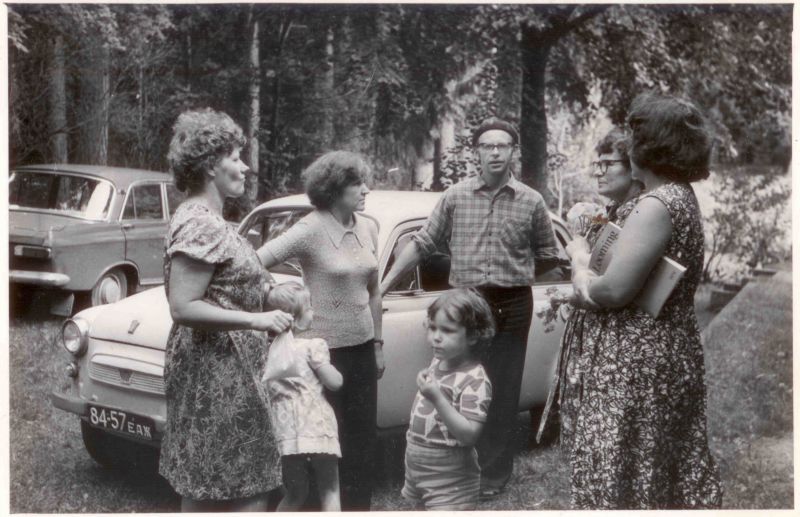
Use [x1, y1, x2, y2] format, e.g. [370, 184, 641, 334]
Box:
[167, 108, 247, 194]
[302, 151, 370, 210]
[266, 281, 310, 320]
[595, 127, 631, 166]
[426, 288, 496, 357]
[626, 92, 712, 182]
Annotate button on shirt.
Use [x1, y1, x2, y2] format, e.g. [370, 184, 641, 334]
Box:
[413, 175, 559, 288]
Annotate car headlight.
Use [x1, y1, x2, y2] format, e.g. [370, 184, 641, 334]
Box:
[62, 318, 89, 357]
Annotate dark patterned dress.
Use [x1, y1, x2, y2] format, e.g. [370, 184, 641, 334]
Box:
[565, 183, 722, 509]
[159, 201, 281, 501]
[538, 196, 639, 450]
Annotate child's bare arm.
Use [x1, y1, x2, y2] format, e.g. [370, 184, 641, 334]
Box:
[417, 370, 484, 446]
[315, 364, 343, 391]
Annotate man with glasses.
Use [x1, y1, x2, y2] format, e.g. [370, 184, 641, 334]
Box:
[381, 117, 560, 500]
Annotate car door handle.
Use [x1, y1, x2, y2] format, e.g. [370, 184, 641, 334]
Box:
[121, 223, 133, 230]
[383, 308, 389, 313]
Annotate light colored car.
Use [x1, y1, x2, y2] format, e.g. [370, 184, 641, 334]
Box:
[50, 190, 573, 468]
[9, 164, 184, 315]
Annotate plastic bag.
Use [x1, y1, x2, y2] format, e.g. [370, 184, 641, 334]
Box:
[262, 330, 302, 382]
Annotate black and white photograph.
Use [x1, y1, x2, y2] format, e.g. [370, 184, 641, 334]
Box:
[5, 2, 793, 512]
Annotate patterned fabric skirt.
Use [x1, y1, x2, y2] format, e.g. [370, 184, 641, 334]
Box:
[566, 308, 722, 509]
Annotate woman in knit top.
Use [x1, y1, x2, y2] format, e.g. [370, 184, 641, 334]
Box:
[258, 151, 383, 511]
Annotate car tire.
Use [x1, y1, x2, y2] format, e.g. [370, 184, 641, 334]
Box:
[90, 268, 128, 306]
[80, 421, 159, 471]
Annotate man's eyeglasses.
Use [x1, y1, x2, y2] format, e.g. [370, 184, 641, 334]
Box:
[592, 159, 627, 174]
[476, 143, 515, 153]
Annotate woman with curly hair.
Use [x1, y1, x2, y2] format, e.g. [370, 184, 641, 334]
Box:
[258, 150, 382, 510]
[564, 93, 722, 509]
[161, 108, 293, 512]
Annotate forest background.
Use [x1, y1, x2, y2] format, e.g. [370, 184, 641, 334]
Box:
[7, 3, 793, 281]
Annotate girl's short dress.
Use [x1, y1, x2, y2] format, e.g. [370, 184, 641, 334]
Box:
[267, 337, 341, 457]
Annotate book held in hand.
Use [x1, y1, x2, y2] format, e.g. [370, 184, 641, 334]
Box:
[588, 221, 686, 318]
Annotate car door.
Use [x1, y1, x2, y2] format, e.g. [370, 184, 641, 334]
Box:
[519, 220, 574, 409]
[379, 217, 574, 428]
[378, 219, 451, 429]
[121, 182, 168, 286]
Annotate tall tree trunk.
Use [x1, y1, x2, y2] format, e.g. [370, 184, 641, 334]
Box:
[247, 11, 261, 206]
[77, 44, 110, 164]
[320, 25, 335, 147]
[137, 61, 145, 166]
[48, 34, 68, 163]
[264, 19, 292, 199]
[431, 136, 443, 191]
[519, 27, 553, 207]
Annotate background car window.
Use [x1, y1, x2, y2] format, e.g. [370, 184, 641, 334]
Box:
[123, 184, 164, 220]
[9, 171, 112, 219]
[383, 231, 420, 292]
[240, 208, 311, 277]
[166, 184, 186, 216]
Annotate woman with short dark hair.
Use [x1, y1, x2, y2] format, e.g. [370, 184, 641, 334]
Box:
[564, 94, 722, 509]
[161, 108, 292, 512]
[258, 150, 383, 511]
[538, 127, 643, 448]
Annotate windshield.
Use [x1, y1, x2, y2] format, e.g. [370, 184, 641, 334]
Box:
[9, 171, 114, 220]
[241, 208, 311, 277]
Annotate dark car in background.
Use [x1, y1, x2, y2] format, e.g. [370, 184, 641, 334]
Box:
[9, 164, 184, 315]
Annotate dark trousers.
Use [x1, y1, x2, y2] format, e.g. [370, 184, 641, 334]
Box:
[326, 340, 377, 511]
[474, 286, 533, 490]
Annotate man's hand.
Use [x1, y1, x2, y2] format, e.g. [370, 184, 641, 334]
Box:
[375, 342, 386, 379]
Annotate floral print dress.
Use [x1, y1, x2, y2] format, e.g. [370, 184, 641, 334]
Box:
[559, 183, 722, 509]
[159, 201, 281, 501]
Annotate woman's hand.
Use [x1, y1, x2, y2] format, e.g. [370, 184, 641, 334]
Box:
[375, 342, 386, 379]
[565, 235, 590, 258]
[572, 270, 600, 310]
[250, 310, 293, 333]
[417, 369, 442, 402]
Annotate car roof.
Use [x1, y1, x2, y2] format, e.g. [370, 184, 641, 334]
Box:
[13, 164, 171, 188]
[256, 190, 444, 230]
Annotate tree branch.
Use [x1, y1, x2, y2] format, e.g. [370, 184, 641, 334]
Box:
[543, 4, 609, 43]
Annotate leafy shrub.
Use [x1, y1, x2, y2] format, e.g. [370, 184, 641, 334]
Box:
[702, 168, 790, 284]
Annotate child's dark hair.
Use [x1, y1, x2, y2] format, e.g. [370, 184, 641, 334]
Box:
[266, 281, 310, 319]
[426, 288, 495, 356]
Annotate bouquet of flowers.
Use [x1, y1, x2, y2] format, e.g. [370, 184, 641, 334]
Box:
[565, 202, 607, 237]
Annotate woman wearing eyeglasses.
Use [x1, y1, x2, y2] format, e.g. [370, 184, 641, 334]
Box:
[538, 127, 643, 451]
[560, 95, 722, 509]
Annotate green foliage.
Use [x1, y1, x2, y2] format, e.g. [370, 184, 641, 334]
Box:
[703, 168, 791, 284]
[8, 4, 791, 206]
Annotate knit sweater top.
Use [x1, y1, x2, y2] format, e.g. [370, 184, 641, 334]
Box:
[262, 210, 379, 349]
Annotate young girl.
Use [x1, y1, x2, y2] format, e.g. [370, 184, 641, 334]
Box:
[402, 288, 495, 511]
[263, 282, 343, 511]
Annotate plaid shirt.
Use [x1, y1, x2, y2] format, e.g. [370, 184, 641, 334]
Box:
[413, 175, 559, 288]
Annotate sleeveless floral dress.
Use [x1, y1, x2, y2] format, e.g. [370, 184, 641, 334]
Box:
[159, 201, 281, 500]
[561, 184, 722, 509]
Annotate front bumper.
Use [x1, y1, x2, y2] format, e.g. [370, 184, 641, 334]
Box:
[10, 270, 70, 287]
[50, 390, 167, 438]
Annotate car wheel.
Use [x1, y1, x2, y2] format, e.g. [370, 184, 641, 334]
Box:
[90, 268, 128, 306]
[80, 421, 159, 471]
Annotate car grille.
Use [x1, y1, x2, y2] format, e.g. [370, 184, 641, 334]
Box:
[89, 362, 165, 395]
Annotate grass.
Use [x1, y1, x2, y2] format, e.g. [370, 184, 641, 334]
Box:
[8, 271, 792, 511]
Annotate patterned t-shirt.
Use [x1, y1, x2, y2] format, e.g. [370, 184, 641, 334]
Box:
[406, 359, 492, 448]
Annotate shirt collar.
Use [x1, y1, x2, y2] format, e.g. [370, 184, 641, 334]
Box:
[319, 210, 366, 249]
[472, 173, 521, 198]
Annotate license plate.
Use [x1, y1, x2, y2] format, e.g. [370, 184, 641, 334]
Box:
[87, 405, 155, 441]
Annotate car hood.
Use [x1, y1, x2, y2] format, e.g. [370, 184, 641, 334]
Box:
[89, 287, 172, 351]
[86, 273, 299, 351]
[9, 210, 93, 244]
